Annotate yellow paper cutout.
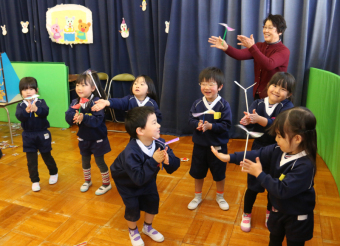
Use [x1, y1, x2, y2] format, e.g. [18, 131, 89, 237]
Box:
[214, 112, 221, 119]
[279, 174, 285, 181]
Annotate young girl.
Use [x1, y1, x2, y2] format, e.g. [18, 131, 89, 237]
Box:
[91, 75, 162, 123]
[15, 77, 58, 191]
[239, 72, 295, 232]
[65, 70, 111, 195]
[212, 107, 316, 246]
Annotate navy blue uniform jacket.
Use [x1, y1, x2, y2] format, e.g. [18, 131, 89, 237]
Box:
[230, 144, 315, 215]
[111, 138, 180, 196]
[65, 97, 107, 141]
[108, 95, 162, 123]
[16, 99, 50, 131]
[189, 96, 232, 146]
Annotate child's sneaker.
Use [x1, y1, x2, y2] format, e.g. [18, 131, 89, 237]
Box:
[241, 213, 251, 232]
[188, 197, 202, 210]
[142, 223, 164, 242]
[49, 173, 58, 184]
[216, 194, 229, 210]
[80, 181, 92, 192]
[265, 209, 270, 228]
[129, 227, 144, 246]
[95, 183, 112, 195]
[32, 182, 40, 192]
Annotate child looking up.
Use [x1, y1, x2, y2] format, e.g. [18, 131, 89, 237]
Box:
[111, 106, 180, 246]
[188, 67, 232, 211]
[65, 70, 111, 195]
[15, 77, 58, 192]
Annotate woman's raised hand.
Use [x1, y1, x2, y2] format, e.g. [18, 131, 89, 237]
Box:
[237, 34, 255, 48]
[208, 36, 228, 51]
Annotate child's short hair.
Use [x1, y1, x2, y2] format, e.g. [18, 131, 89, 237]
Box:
[199, 67, 225, 87]
[130, 75, 158, 103]
[125, 106, 155, 139]
[76, 70, 106, 99]
[263, 14, 287, 35]
[19, 77, 38, 94]
[267, 72, 296, 101]
[269, 107, 317, 173]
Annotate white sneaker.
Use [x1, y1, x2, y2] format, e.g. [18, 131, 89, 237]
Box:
[80, 181, 92, 192]
[188, 197, 202, 210]
[129, 228, 144, 246]
[32, 182, 40, 192]
[216, 195, 229, 210]
[95, 183, 112, 195]
[241, 213, 251, 232]
[49, 173, 58, 184]
[142, 224, 164, 242]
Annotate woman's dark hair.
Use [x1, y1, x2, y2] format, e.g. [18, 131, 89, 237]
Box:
[19, 77, 38, 94]
[263, 14, 287, 35]
[130, 75, 158, 103]
[269, 107, 317, 176]
[75, 70, 106, 110]
[199, 67, 225, 87]
[125, 106, 155, 139]
[266, 72, 296, 102]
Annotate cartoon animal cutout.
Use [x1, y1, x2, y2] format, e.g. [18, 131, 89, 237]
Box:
[64, 16, 75, 32]
[140, 0, 147, 11]
[165, 21, 170, 33]
[119, 18, 129, 38]
[1, 25, 7, 36]
[0, 90, 6, 102]
[76, 19, 91, 42]
[20, 21, 29, 33]
[49, 18, 63, 42]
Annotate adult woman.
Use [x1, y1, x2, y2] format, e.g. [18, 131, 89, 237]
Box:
[208, 14, 290, 99]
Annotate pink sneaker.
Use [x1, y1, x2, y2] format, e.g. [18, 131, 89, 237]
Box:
[241, 213, 251, 232]
[265, 210, 270, 228]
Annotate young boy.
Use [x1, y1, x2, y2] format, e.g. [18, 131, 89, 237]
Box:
[15, 77, 58, 192]
[188, 67, 232, 210]
[111, 106, 180, 246]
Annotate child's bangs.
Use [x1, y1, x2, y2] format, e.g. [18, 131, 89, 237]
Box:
[75, 75, 91, 86]
[273, 79, 288, 90]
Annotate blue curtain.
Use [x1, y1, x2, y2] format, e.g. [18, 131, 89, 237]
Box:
[0, 0, 339, 137]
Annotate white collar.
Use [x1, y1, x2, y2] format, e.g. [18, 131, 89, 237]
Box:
[136, 139, 155, 157]
[135, 96, 150, 107]
[280, 150, 307, 166]
[264, 97, 278, 116]
[203, 95, 221, 110]
[23, 97, 38, 106]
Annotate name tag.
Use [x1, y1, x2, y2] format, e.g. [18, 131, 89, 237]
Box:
[34, 113, 38, 117]
[44, 133, 49, 139]
[279, 174, 286, 181]
[297, 215, 308, 221]
[85, 113, 92, 116]
[214, 112, 221, 119]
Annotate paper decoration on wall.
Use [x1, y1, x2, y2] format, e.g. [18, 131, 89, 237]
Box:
[165, 21, 170, 33]
[1, 25, 7, 36]
[140, 0, 147, 11]
[20, 21, 29, 33]
[46, 4, 93, 45]
[119, 18, 129, 38]
[0, 52, 21, 103]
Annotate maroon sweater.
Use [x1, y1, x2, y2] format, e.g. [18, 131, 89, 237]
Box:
[225, 41, 290, 98]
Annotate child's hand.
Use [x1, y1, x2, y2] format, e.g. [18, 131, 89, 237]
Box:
[30, 101, 38, 112]
[153, 148, 165, 163]
[202, 121, 212, 132]
[25, 101, 32, 113]
[211, 146, 230, 162]
[92, 99, 109, 111]
[240, 111, 251, 125]
[196, 120, 203, 131]
[241, 157, 262, 177]
[73, 111, 79, 123]
[163, 147, 169, 165]
[77, 113, 84, 124]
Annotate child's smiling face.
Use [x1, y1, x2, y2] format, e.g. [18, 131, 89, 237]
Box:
[140, 113, 160, 140]
[76, 80, 95, 98]
[200, 78, 223, 102]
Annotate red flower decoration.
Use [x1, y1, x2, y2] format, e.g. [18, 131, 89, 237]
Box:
[71, 98, 90, 109]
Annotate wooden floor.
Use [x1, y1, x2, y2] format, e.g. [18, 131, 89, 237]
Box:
[0, 121, 339, 246]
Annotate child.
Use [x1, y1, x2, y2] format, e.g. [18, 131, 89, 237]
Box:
[239, 72, 295, 232]
[188, 67, 232, 211]
[111, 106, 180, 246]
[65, 70, 111, 195]
[15, 77, 58, 191]
[212, 107, 316, 246]
[92, 75, 162, 123]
